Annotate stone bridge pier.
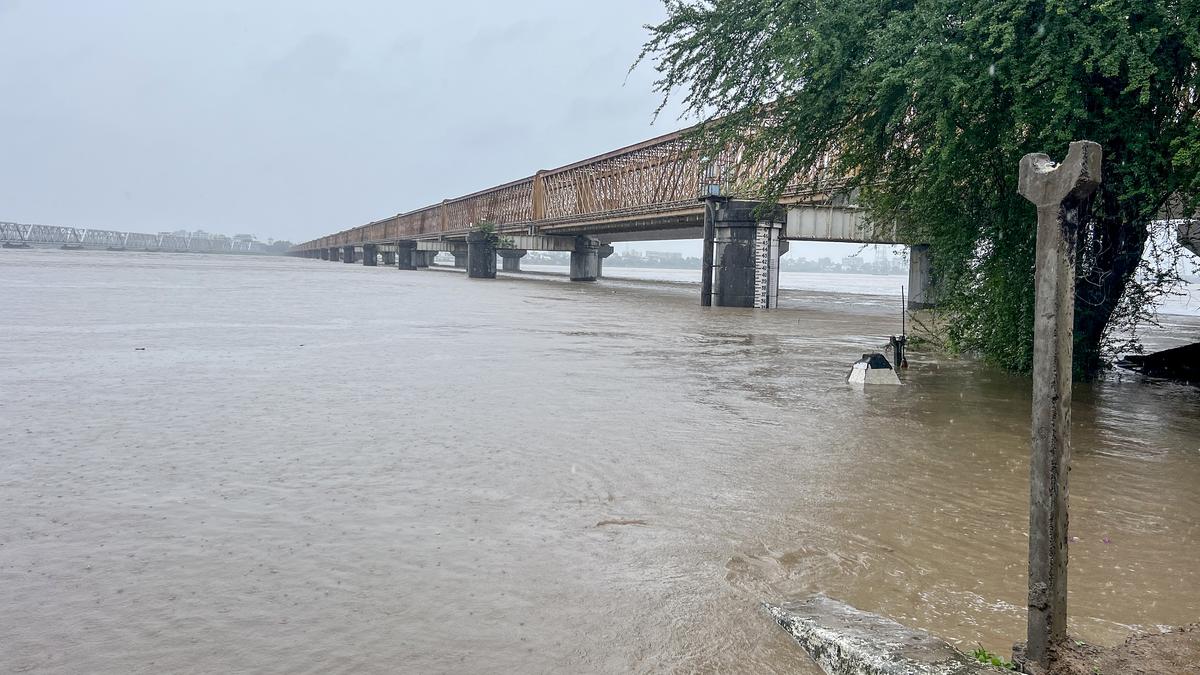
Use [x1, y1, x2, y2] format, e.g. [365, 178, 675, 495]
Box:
[570, 236, 602, 281]
[362, 244, 377, 266]
[703, 199, 786, 308]
[908, 244, 934, 309]
[395, 240, 418, 270]
[596, 244, 614, 278]
[498, 249, 526, 272]
[381, 249, 395, 266]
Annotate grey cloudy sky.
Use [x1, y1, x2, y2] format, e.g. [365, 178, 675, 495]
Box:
[0, 0, 883, 260]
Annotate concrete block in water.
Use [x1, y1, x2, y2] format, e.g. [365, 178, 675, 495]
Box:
[765, 596, 1000, 675]
[847, 353, 901, 385]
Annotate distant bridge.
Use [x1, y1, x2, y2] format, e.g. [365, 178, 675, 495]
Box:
[1, 221, 258, 253]
[291, 126, 931, 309]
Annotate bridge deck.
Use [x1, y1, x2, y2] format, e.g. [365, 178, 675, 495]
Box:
[291, 126, 899, 252]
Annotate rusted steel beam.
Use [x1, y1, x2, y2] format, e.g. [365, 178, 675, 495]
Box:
[290, 124, 856, 252]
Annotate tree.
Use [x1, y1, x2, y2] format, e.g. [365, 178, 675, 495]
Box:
[640, 0, 1200, 377]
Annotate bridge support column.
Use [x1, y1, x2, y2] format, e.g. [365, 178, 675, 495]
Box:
[907, 244, 934, 309]
[570, 237, 601, 282]
[382, 250, 395, 266]
[452, 251, 468, 268]
[396, 241, 417, 270]
[498, 249, 526, 272]
[362, 244, 378, 266]
[596, 245, 614, 278]
[343, 246, 356, 263]
[414, 249, 430, 268]
[708, 200, 785, 308]
[466, 231, 497, 278]
[425, 251, 440, 267]
[319, 249, 329, 261]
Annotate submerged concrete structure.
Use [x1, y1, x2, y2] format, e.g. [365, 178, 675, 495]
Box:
[291, 125, 935, 308]
[766, 596, 999, 675]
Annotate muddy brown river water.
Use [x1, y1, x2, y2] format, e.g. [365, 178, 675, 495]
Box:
[2, 250, 1198, 674]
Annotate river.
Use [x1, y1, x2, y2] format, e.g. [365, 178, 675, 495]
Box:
[2, 249, 1197, 674]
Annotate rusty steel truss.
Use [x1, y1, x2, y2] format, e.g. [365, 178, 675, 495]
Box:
[292, 126, 848, 251]
[0, 222, 252, 252]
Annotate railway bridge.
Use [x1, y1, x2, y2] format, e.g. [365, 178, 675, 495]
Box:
[290, 127, 934, 309]
[1, 222, 258, 254]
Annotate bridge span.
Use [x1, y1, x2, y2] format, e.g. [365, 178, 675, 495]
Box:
[290, 127, 933, 309]
[1, 221, 261, 254]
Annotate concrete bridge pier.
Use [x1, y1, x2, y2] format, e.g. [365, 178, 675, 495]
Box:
[452, 251, 468, 268]
[498, 249, 526, 272]
[319, 249, 329, 261]
[570, 237, 601, 281]
[362, 244, 378, 266]
[467, 231, 497, 278]
[425, 251, 440, 267]
[396, 241, 417, 270]
[414, 250, 430, 268]
[343, 245, 356, 263]
[382, 249, 395, 266]
[707, 200, 785, 308]
[908, 244, 934, 309]
[596, 244, 614, 278]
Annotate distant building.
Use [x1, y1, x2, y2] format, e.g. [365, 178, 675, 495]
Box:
[646, 250, 683, 261]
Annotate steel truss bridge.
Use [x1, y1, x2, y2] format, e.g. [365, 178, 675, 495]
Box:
[291, 125, 898, 253]
[1, 222, 253, 253]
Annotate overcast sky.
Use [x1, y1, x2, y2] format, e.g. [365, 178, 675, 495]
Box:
[0, 0, 887, 260]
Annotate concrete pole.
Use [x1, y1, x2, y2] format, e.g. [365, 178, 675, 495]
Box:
[382, 250, 395, 266]
[1016, 140, 1101, 673]
[343, 245, 355, 263]
[466, 231, 496, 278]
[452, 251, 468, 268]
[362, 244, 378, 266]
[570, 236, 600, 281]
[395, 241, 417, 270]
[907, 244, 934, 309]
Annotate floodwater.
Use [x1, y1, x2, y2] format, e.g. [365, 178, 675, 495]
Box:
[1, 249, 1197, 674]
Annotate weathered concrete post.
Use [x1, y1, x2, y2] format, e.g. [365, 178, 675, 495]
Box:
[342, 245, 355, 263]
[466, 230, 496, 278]
[328, 247, 339, 261]
[414, 249, 430, 268]
[395, 241, 417, 270]
[1015, 140, 1101, 673]
[907, 244, 934, 309]
[381, 249, 395, 266]
[498, 249, 526, 272]
[319, 248, 330, 261]
[570, 236, 601, 281]
[452, 250, 468, 268]
[425, 251, 440, 267]
[596, 244, 614, 278]
[362, 244, 377, 266]
[710, 200, 785, 307]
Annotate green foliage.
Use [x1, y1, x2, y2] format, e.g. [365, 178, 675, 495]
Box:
[641, 0, 1200, 376]
[971, 645, 1019, 671]
[472, 221, 514, 250]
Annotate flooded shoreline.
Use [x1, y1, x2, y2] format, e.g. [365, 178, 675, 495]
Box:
[1, 250, 1197, 673]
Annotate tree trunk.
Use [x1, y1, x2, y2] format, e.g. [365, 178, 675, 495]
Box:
[1072, 185, 1149, 379]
